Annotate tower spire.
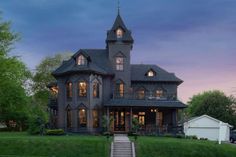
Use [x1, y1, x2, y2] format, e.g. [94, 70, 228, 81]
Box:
[118, 0, 120, 15]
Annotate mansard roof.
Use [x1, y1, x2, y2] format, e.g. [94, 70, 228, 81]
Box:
[105, 99, 186, 108]
[106, 14, 133, 43]
[131, 64, 183, 84]
[52, 49, 113, 76]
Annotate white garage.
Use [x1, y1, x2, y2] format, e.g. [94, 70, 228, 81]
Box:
[184, 115, 232, 141]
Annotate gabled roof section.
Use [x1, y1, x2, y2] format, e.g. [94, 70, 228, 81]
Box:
[184, 115, 233, 127]
[72, 49, 91, 62]
[106, 14, 133, 43]
[131, 64, 183, 84]
[52, 49, 113, 77]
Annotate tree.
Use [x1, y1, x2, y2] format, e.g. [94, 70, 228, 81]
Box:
[32, 53, 71, 107]
[187, 90, 236, 127]
[0, 13, 31, 130]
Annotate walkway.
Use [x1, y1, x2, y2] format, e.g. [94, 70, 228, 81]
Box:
[111, 134, 135, 157]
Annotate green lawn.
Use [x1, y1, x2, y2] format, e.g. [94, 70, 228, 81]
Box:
[133, 136, 236, 157]
[0, 132, 110, 157]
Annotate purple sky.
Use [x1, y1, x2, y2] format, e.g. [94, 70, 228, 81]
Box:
[1, 0, 236, 103]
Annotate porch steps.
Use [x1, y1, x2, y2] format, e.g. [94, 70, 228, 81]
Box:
[111, 134, 135, 157]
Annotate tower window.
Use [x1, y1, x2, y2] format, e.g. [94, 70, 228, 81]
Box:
[77, 55, 86, 65]
[116, 28, 123, 38]
[116, 57, 124, 71]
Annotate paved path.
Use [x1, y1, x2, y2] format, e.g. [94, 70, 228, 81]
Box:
[111, 134, 135, 157]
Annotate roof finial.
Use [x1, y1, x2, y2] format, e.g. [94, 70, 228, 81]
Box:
[118, 0, 120, 15]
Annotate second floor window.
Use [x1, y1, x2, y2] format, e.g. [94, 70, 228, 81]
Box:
[156, 89, 163, 98]
[77, 55, 86, 65]
[115, 81, 124, 98]
[93, 82, 99, 98]
[78, 81, 87, 97]
[66, 82, 73, 98]
[116, 57, 124, 71]
[137, 88, 145, 99]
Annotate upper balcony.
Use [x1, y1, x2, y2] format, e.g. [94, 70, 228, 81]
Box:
[112, 92, 177, 101]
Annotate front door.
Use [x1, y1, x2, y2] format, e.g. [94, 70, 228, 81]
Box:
[114, 110, 125, 131]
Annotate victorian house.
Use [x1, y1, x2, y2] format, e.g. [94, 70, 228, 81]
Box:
[48, 12, 186, 133]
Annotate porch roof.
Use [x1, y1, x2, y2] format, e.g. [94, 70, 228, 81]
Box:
[104, 99, 187, 108]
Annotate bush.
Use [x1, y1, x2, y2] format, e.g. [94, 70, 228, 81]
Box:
[175, 134, 185, 139]
[27, 116, 45, 135]
[163, 133, 173, 138]
[45, 129, 65, 135]
[200, 137, 208, 140]
[185, 135, 198, 140]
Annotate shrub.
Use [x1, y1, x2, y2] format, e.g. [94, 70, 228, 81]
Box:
[163, 133, 173, 138]
[45, 129, 65, 135]
[200, 137, 208, 140]
[185, 135, 198, 140]
[27, 116, 45, 135]
[175, 134, 185, 139]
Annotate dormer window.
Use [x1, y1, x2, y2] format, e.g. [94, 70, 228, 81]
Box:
[77, 55, 86, 65]
[146, 69, 156, 77]
[116, 28, 123, 38]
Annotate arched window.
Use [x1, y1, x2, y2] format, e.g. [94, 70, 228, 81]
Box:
[136, 88, 145, 99]
[66, 82, 73, 98]
[116, 28, 123, 38]
[78, 108, 87, 127]
[116, 56, 124, 71]
[78, 81, 87, 97]
[115, 80, 124, 98]
[77, 55, 86, 65]
[156, 89, 164, 98]
[67, 109, 72, 128]
[93, 82, 99, 98]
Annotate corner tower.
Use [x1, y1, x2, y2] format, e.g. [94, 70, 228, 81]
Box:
[106, 13, 134, 98]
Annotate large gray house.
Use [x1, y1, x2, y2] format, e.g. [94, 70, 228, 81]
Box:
[48, 12, 186, 133]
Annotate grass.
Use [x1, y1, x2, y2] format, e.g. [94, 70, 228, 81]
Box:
[132, 136, 236, 157]
[0, 132, 110, 157]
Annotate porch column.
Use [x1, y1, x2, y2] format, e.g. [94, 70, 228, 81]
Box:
[130, 107, 132, 131]
[156, 109, 159, 133]
[106, 107, 110, 131]
[172, 109, 177, 134]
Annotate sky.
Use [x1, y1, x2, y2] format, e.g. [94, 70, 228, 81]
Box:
[1, 0, 236, 103]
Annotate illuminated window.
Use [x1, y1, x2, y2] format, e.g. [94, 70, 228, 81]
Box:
[77, 55, 86, 65]
[137, 88, 145, 99]
[115, 80, 124, 98]
[116, 57, 124, 71]
[67, 109, 72, 128]
[66, 82, 73, 98]
[78, 81, 87, 97]
[147, 70, 154, 77]
[138, 112, 145, 125]
[116, 28, 123, 38]
[92, 110, 99, 128]
[156, 89, 163, 98]
[93, 82, 99, 98]
[78, 108, 87, 127]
